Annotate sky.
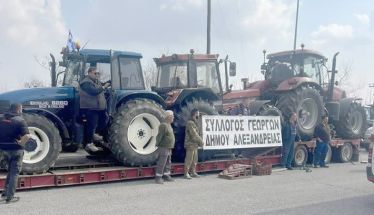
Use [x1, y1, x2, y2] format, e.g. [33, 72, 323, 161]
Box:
[0, 0, 374, 103]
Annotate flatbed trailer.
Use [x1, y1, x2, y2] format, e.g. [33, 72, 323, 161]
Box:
[0, 152, 280, 191]
[0, 138, 360, 191]
[293, 138, 360, 166]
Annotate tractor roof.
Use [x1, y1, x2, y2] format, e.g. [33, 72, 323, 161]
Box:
[80, 49, 142, 58]
[154, 53, 219, 65]
[267, 49, 326, 60]
[75, 49, 142, 63]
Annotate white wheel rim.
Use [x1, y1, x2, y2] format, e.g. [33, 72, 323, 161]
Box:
[295, 147, 306, 166]
[23, 127, 50, 164]
[342, 144, 353, 161]
[298, 98, 318, 130]
[127, 113, 161, 155]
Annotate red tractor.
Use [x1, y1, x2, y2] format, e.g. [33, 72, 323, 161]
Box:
[240, 47, 367, 140]
[152, 50, 281, 161]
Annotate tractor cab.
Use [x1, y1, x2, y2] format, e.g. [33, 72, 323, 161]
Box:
[56, 48, 150, 116]
[262, 49, 328, 87]
[152, 50, 235, 101]
[59, 48, 145, 91]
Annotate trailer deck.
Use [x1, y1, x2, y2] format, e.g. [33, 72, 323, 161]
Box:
[0, 151, 280, 191]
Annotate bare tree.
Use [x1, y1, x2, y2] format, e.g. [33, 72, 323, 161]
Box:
[24, 79, 46, 88]
[335, 62, 365, 98]
[33, 55, 50, 71]
[143, 61, 158, 90]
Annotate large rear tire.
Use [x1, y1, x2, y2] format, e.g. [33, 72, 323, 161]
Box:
[173, 99, 218, 162]
[109, 99, 165, 166]
[276, 86, 323, 140]
[335, 102, 367, 139]
[22, 113, 61, 174]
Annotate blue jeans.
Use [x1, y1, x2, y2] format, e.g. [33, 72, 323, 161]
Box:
[314, 141, 328, 166]
[282, 141, 295, 168]
[1, 150, 24, 199]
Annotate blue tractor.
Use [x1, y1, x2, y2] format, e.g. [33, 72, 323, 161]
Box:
[0, 48, 166, 174]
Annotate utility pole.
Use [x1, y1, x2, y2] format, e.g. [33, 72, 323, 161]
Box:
[369, 83, 374, 104]
[293, 0, 300, 51]
[207, 0, 211, 54]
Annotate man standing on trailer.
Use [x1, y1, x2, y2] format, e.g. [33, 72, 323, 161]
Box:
[313, 115, 331, 168]
[80, 67, 111, 152]
[0, 103, 31, 203]
[281, 112, 298, 170]
[155, 110, 175, 184]
[184, 108, 204, 179]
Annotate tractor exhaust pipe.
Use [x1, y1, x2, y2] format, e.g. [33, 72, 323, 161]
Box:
[224, 55, 229, 92]
[50, 54, 57, 87]
[327, 52, 340, 101]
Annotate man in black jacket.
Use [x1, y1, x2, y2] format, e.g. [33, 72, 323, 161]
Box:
[281, 112, 297, 170]
[0, 103, 31, 203]
[80, 67, 111, 152]
[313, 115, 331, 168]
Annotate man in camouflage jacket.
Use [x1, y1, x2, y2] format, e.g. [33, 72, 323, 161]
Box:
[184, 108, 204, 179]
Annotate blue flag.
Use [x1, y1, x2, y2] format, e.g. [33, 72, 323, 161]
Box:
[66, 30, 75, 52]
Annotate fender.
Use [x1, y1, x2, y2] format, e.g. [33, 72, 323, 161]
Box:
[248, 100, 271, 115]
[23, 108, 70, 139]
[171, 88, 219, 109]
[116, 91, 166, 109]
[275, 77, 323, 92]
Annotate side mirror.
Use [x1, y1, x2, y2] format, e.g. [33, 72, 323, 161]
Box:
[229, 62, 236, 76]
[335, 81, 339, 86]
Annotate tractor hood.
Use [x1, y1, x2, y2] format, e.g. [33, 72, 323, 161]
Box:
[223, 89, 261, 101]
[0, 87, 75, 108]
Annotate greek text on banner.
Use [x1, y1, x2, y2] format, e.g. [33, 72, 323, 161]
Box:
[202, 115, 282, 150]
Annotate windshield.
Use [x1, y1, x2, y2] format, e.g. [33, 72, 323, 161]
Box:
[157, 62, 188, 88]
[267, 55, 326, 85]
[84, 63, 111, 83]
[196, 62, 220, 94]
[63, 60, 82, 87]
[119, 57, 144, 90]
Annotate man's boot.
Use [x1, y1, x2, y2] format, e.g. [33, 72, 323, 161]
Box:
[93, 134, 104, 142]
[184, 172, 192, 179]
[190, 172, 200, 178]
[163, 175, 175, 182]
[155, 176, 164, 184]
[85, 143, 102, 152]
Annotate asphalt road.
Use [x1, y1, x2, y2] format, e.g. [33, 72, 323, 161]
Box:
[1, 150, 373, 215]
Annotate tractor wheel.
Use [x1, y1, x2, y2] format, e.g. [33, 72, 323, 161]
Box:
[22, 113, 62, 174]
[293, 144, 308, 167]
[335, 102, 367, 139]
[109, 99, 165, 166]
[173, 99, 218, 162]
[276, 86, 323, 140]
[336, 143, 353, 163]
